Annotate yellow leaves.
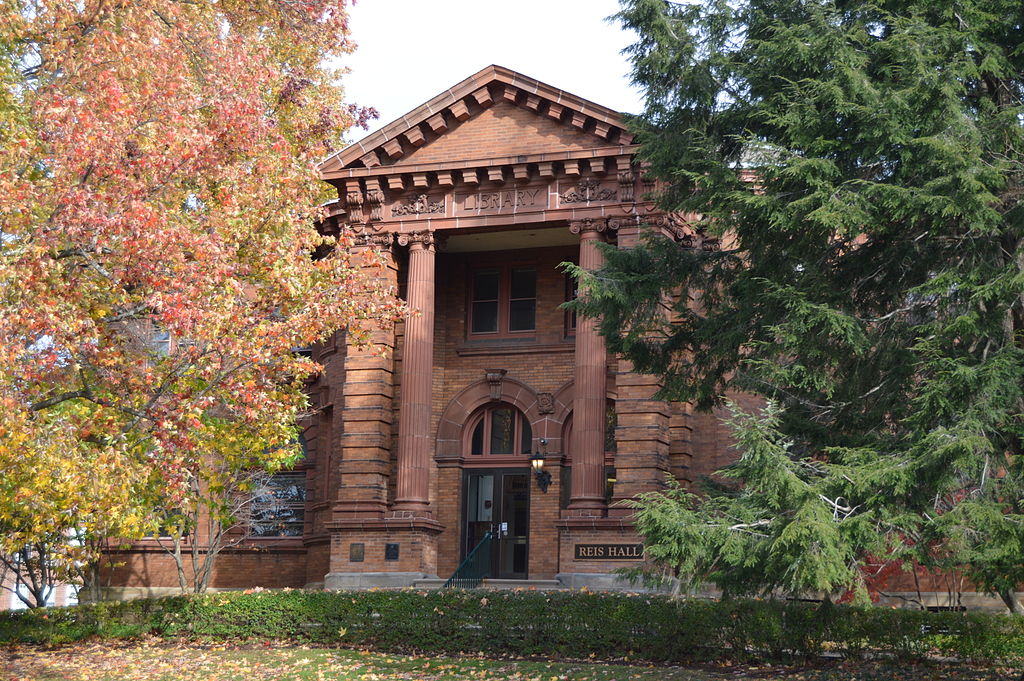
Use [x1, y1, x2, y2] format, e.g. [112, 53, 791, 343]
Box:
[2, 641, 724, 681]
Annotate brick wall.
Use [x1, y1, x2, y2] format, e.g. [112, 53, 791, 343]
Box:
[686, 390, 764, 484]
[399, 100, 605, 165]
[328, 527, 437, 575]
[104, 545, 308, 589]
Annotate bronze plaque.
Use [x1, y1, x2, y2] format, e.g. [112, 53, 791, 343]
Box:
[574, 544, 644, 560]
[349, 542, 364, 563]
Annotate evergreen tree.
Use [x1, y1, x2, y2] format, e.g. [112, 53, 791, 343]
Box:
[582, 0, 1024, 612]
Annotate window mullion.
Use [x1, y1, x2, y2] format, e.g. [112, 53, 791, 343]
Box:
[500, 267, 510, 335]
[483, 413, 492, 455]
[512, 411, 520, 455]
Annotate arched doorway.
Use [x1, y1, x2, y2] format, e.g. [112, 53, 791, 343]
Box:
[461, 403, 532, 579]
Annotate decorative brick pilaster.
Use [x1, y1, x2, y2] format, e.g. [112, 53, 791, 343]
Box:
[326, 232, 442, 589]
[609, 224, 671, 513]
[333, 235, 398, 520]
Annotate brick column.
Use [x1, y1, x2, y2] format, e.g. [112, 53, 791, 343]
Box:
[334, 234, 397, 520]
[568, 219, 608, 515]
[392, 230, 435, 518]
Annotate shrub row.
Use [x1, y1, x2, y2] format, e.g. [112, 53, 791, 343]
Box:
[2, 589, 1022, 663]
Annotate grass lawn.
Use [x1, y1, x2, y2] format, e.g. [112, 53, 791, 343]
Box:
[0, 640, 1015, 681]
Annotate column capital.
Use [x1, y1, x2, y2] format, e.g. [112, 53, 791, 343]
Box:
[397, 229, 435, 248]
[646, 213, 721, 251]
[569, 218, 608, 236]
[355, 231, 395, 250]
[607, 216, 639, 232]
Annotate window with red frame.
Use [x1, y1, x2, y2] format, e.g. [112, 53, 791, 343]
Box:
[469, 267, 536, 336]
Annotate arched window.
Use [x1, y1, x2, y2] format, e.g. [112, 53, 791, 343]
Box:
[467, 404, 532, 456]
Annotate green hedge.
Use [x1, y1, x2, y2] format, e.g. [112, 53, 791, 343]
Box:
[2, 590, 1023, 663]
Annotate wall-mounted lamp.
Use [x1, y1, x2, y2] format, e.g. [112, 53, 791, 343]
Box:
[531, 438, 551, 493]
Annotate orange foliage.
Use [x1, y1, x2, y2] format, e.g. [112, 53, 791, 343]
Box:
[0, 1, 398, 551]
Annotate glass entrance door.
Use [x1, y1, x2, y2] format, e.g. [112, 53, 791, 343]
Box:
[462, 469, 529, 579]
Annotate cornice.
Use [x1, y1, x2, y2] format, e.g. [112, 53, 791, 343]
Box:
[322, 145, 640, 182]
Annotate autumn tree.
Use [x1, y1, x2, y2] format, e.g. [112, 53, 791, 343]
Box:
[577, 0, 1024, 613]
[0, 0, 398, 605]
[148, 419, 296, 595]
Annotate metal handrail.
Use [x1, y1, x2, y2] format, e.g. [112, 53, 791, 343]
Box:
[443, 531, 492, 589]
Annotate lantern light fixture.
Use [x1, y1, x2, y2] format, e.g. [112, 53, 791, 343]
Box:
[530, 438, 551, 493]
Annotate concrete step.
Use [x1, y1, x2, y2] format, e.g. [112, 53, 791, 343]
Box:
[481, 579, 564, 590]
[412, 578, 446, 589]
[412, 578, 565, 590]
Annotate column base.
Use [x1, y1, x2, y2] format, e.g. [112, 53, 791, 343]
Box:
[565, 504, 607, 518]
[388, 507, 434, 520]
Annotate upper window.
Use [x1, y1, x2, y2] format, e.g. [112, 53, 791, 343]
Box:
[470, 267, 536, 336]
[467, 404, 533, 456]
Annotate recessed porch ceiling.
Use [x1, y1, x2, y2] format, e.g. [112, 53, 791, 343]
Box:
[441, 225, 577, 253]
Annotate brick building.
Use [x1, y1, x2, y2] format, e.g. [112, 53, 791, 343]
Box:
[94, 65, 1020, 612]
[103, 65, 738, 596]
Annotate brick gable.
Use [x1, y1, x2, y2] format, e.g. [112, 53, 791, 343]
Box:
[396, 101, 609, 166]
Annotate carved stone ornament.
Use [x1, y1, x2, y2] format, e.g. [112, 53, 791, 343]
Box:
[345, 190, 365, 224]
[607, 217, 639, 232]
[560, 177, 618, 204]
[641, 168, 658, 213]
[649, 213, 689, 242]
[701, 236, 722, 252]
[366, 189, 385, 222]
[397, 230, 435, 247]
[359, 231, 394, 249]
[617, 170, 636, 203]
[568, 218, 608, 235]
[536, 392, 555, 414]
[392, 193, 445, 217]
[484, 368, 507, 401]
[647, 214, 722, 251]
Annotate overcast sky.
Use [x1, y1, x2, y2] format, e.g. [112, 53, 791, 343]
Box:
[337, 0, 645, 141]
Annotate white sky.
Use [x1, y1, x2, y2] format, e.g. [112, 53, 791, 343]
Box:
[337, 0, 645, 141]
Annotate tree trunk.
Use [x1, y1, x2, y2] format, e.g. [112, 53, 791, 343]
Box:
[80, 560, 103, 603]
[999, 589, 1024, 616]
[172, 535, 188, 595]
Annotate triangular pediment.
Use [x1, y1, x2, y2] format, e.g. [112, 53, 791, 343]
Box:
[320, 65, 633, 179]
[391, 99, 612, 166]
